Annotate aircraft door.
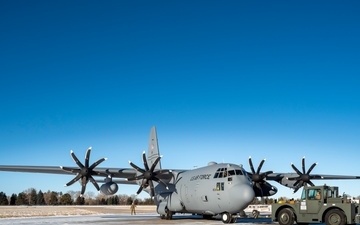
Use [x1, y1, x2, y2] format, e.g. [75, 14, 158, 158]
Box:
[306, 189, 322, 214]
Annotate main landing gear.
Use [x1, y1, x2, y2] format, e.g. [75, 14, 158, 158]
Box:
[221, 212, 237, 223]
[160, 210, 173, 220]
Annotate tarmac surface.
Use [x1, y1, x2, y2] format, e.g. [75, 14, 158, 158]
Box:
[0, 214, 274, 225]
[0, 206, 275, 225]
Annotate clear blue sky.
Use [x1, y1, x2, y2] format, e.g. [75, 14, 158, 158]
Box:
[1, 1, 359, 199]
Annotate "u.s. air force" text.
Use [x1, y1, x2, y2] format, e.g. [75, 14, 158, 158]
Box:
[190, 174, 211, 181]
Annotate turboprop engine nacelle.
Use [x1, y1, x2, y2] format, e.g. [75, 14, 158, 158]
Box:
[100, 182, 119, 195]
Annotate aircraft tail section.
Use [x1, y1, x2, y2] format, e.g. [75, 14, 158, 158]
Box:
[148, 126, 161, 170]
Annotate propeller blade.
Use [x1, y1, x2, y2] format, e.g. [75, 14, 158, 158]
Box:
[149, 180, 155, 197]
[61, 166, 80, 173]
[152, 176, 169, 190]
[307, 162, 317, 174]
[89, 157, 107, 170]
[257, 159, 265, 174]
[302, 157, 306, 174]
[129, 161, 146, 173]
[136, 186, 144, 195]
[65, 174, 82, 186]
[248, 157, 256, 174]
[142, 151, 149, 171]
[263, 170, 274, 177]
[127, 174, 145, 181]
[149, 156, 161, 172]
[308, 180, 315, 186]
[81, 182, 87, 196]
[291, 163, 302, 175]
[293, 180, 300, 187]
[89, 176, 100, 191]
[293, 185, 301, 193]
[70, 150, 84, 168]
[85, 148, 91, 168]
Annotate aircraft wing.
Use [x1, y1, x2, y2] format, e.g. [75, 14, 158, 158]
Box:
[95, 179, 138, 185]
[265, 172, 360, 193]
[0, 165, 137, 179]
[266, 172, 360, 181]
[247, 156, 360, 194]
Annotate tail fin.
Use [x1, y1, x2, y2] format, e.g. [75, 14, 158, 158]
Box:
[148, 126, 161, 170]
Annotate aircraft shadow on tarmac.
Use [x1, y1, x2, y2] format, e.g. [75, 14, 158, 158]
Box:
[101, 214, 274, 224]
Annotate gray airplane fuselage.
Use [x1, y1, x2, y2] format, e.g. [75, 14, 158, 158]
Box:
[155, 162, 255, 216]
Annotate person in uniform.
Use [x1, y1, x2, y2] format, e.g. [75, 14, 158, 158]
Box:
[130, 202, 136, 215]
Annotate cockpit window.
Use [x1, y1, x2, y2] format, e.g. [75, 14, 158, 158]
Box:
[215, 168, 243, 178]
[228, 170, 235, 176]
[214, 168, 228, 178]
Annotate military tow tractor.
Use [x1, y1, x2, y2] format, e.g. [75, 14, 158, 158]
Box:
[271, 185, 360, 225]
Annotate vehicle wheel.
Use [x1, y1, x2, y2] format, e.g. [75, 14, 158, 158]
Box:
[252, 209, 260, 219]
[278, 208, 295, 225]
[325, 209, 346, 225]
[221, 212, 232, 223]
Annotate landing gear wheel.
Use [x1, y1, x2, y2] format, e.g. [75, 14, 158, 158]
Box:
[165, 210, 173, 220]
[278, 208, 295, 225]
[325, 209, 346, 225]
[221, 212, 235, 223]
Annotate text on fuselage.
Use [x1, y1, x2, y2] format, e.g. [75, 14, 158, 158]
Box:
[190, 174, 212, 181]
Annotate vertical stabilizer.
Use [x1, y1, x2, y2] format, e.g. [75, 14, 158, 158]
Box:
[148, 126, 161, 170]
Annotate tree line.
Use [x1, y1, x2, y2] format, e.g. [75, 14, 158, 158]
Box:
[0, 188, 154, 206]
[2, 189, 359, 206]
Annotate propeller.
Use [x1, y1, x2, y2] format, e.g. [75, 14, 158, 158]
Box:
[127, 151, 169, 197]
[60, 147, 107, 196]
[288, 156, 322, 193]
[248, 157, 273, 196]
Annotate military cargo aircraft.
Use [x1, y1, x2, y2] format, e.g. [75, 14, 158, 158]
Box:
[0, 126, 359, 223]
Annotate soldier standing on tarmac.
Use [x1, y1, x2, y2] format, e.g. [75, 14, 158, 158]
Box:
[130, 202, 136, 215]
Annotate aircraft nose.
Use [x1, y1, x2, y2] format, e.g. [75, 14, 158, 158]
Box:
[231, 184, 255, 210]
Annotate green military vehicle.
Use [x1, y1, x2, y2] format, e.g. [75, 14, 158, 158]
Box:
[271, 185, 360, 225]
